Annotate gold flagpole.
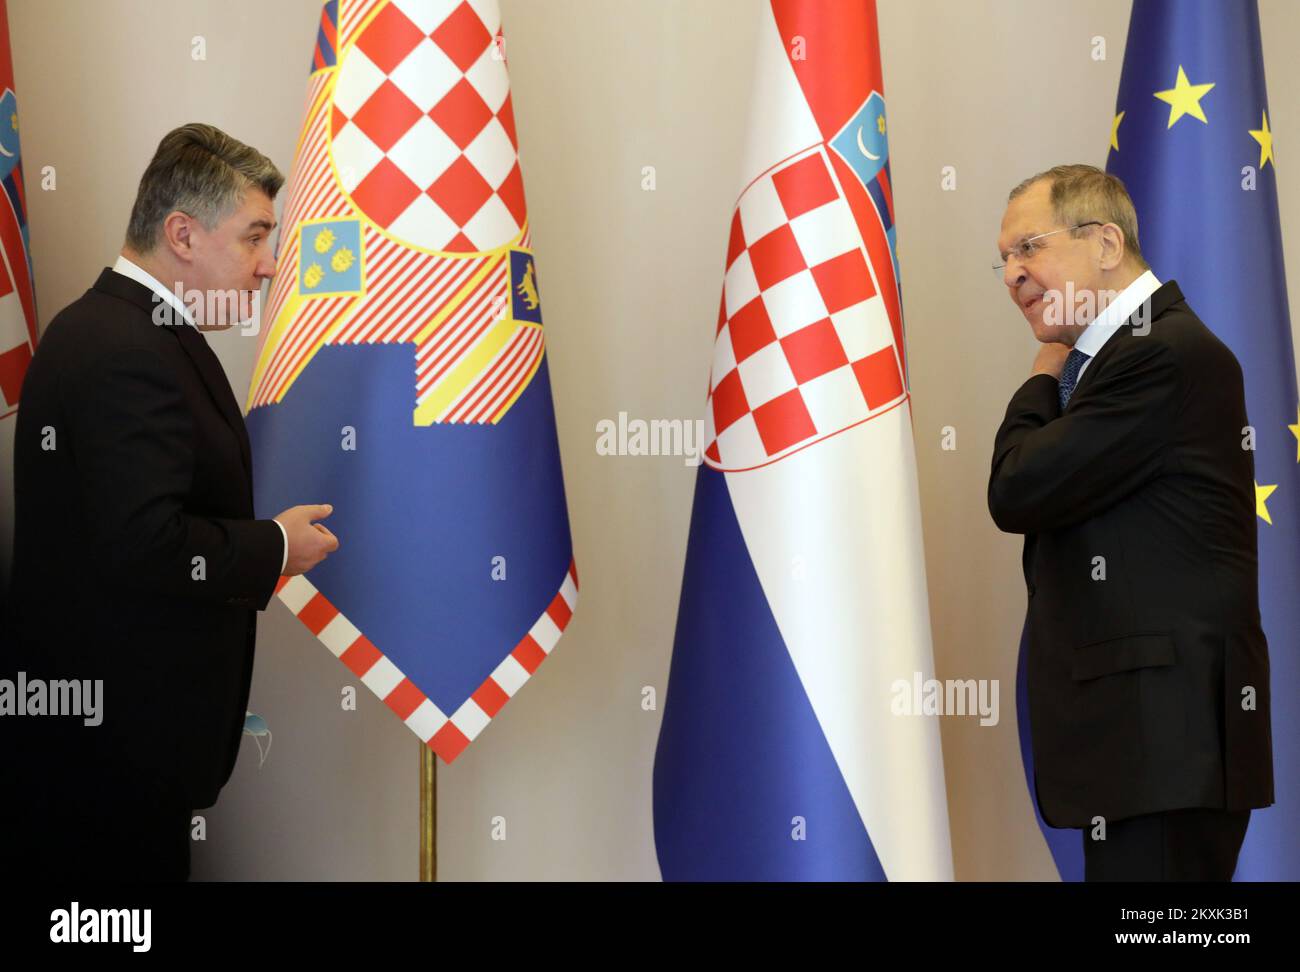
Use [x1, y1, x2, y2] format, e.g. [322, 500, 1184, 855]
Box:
[419, 744, 436, 881]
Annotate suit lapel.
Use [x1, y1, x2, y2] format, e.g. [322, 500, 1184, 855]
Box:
[92, 268, 254, 478]
[1067, 280, 1184, 405]
[171, 323, 254, 477]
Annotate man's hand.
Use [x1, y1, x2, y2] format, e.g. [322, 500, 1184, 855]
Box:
[274, 504, 340, 576]
[1031, 341, 1072, 380]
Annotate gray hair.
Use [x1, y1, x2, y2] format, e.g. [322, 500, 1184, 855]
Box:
[125, 123, 284, 253]
[1008, 163, 1149, 270]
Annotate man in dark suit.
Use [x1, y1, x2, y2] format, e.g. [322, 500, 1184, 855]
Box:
[987, 165, 1273, 881]
[2, 124, 338, 880]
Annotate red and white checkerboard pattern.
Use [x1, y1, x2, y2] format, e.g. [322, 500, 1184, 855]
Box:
[704, 146, 905, 472]
[0, 255, 33, 415]
[330, 0, 525, 253]
[275, 558, 578, 763]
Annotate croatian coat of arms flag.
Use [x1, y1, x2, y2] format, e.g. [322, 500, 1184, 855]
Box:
[246, 0, 577, 763]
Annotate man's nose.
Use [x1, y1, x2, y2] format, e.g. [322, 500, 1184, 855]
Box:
[1003, 257, 1027, 290]
[258, 256, 277, 279]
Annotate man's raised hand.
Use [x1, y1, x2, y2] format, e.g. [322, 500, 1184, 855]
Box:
[274, 504, 340, 576]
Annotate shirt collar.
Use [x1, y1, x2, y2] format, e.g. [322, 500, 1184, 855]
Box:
[111, 254, 196, 328]
[1073, 269, 1162, 359]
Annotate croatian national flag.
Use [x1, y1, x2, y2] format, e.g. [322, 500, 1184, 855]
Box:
[0, 0, 37, 593]
[653, 0, 952, 880]
[246, 0, 577, 764]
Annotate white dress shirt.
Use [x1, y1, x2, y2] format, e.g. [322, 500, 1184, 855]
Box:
[1071, 269, 1162, 383]
[112, 255, 289, 575]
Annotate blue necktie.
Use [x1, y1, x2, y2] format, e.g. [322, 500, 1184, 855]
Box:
[1058, 347, 1092, 410]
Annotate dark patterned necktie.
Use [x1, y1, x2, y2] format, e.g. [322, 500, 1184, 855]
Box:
[1058, 347, 1092, 410]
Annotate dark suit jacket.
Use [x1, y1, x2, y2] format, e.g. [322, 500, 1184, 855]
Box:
[988, 280, 1273, 828]
[6, 268, 282, 810]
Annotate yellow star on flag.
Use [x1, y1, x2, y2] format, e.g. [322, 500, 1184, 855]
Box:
[1249, 110, 1275, 169]
[1154, 66, 1215, 128]
[1256, 481, 1278, 524]
[1288, 407, 1300, 461]
[1111, 111, 1125, 151]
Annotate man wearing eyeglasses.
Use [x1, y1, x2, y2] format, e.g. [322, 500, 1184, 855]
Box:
[987, 164, 1273, 881]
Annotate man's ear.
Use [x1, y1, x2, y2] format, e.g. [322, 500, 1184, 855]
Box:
[1097, 222, 1125, 271]
[161, 210, 195, 263]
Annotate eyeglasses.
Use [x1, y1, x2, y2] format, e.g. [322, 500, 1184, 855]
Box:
[992, 221, 1103, 275]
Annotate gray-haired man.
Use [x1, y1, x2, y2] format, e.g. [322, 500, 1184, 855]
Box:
[5, 124, 338, 880]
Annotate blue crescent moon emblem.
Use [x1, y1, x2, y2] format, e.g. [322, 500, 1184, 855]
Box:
[0, 89, 18, 168]
[856, 125, 880, 161]
[829, 91, 888, 192]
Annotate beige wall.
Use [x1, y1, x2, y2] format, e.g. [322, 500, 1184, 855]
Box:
[8, 0, 1298, 880]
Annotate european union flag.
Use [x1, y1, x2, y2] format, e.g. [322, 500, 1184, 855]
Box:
[1106, 0, 1297, 880]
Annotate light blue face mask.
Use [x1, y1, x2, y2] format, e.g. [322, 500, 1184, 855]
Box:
[242, 712, 272, 768]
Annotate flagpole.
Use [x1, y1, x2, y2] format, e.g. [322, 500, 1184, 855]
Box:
[419, 745, 436, 881]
